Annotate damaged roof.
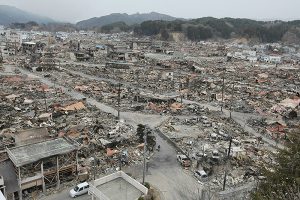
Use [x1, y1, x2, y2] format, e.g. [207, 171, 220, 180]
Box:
[7, 138, 78, 167]
[62, 101, 86, 111]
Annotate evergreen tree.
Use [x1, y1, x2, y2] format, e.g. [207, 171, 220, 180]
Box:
[252, 133, 300, 200]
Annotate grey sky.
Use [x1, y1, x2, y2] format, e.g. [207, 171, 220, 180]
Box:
[0, 0, 299, 23]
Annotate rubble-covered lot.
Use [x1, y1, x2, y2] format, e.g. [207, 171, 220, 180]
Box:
[1, 29, 300, 199]
[159, 109, 276, 190]
[40, 57, 300, 147]
[35, 68, 206, 116]
[0, 73, 147, 190]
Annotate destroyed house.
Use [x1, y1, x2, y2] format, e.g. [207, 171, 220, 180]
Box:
[107, 49, 134, 61]
[74, 52, 93, 61]
[14, 127, 51, 146]
[21, 42, 36, 52]
[136, 92, 179, 104]
[6, 137, 79, 200]
[105, 62, 133, 69]
[106, 45, 140, 61]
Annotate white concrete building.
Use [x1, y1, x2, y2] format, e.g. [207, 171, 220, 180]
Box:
[242, 50, 256, 57]
[233, 52, 247, 60]
[0, 26, 5, 35]
[88, 171, 148, 200]
[6, 31, 22, 47]
[248, 56, 258, 63]
[261, 56, 270, 62]
[1, 46, 15, 57]
[269, 56, 282, 64]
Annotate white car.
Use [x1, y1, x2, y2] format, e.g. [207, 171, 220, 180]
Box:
[69, 182, 89, 198]
[194, 170, 208, 181]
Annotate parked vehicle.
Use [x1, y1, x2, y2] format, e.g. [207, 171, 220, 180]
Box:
[194, 170, 208, 181]
[0, 191, 5, 200]
[0, 175, 5, 200]
[191, 152, 207, 160]
[69, 182, 89, 198]
[0, 175, 4, 186]
[177, 154, 191, 167]
[212, 150, 220, 160]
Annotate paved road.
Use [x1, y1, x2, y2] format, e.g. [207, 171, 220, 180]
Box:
[40, 186, 91, 200]
[146, 133, 203, 200]
[40, 132, 203, 200]
[120, 131, 204, 200]
[11, 65, 202, 200]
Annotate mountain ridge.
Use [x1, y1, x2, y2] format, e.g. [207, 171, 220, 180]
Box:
[0, 5, 54, 25]
[76, 12, 178, 28]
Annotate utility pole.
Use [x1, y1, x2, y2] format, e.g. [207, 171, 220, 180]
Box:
[223, 137, 232, 191]
[43, 88, 47, 112]
[93, 156, 96, 180]
[119, 154, 122, 171]
[117, 83, 121, 120]
[14, 40, 17, 63]
[186, 76, 190, 100]
[221, 68, 225, 112]
[53, 78, 57, 95]
[179, 82, 183, 103]
[230, 82, 234, 118]
[142, 129, 148, 185]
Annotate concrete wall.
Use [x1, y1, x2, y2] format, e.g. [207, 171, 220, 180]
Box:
[91, 171, 148, 199]
[88, 184, 110, 200]
[93, 172, 119, 186]
[120, 172, 148, 195]
[94, 171, 148, 194]
[218, 182, 256, 200]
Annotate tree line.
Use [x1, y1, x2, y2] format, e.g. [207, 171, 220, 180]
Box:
[133, 18, 296, 42]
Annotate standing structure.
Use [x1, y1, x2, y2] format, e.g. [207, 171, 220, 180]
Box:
[6, 138, 79, 200]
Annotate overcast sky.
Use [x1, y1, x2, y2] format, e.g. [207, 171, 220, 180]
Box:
[0, 0, 299, 23]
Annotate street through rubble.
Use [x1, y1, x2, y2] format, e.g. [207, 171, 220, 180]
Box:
[7, 64, 202, 200]
[4, 63, 283, 199]
[14, 63, 284, 150]
[41, 134, 203, 200]
[2, 6, 300, 200]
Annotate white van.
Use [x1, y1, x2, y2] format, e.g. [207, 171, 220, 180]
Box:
[69, 182, 89, 198]
[0, 191, 5, 200]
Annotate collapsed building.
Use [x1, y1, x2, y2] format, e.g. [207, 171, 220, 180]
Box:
[1, 27, 300, 200]
[6, 137, 78, 200]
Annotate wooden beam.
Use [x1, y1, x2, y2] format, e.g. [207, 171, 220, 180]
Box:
[18, 167, 22, 200]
